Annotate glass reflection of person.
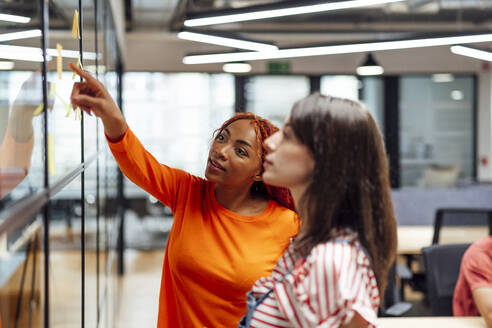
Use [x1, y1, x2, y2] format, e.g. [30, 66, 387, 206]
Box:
[0, 72, 47, 200]
[69, 63, 299, 328]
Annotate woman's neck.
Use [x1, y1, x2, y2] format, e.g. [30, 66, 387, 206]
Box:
[214, 183, 267, 215]
[290, 184, 309, 218]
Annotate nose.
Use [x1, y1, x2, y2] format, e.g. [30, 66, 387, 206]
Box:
[264, 131, 281, 153]
[215, 143, 229, 161]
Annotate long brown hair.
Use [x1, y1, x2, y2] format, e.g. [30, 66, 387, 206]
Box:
[290, 93, 397, 296]
[215, 112, 296, 212]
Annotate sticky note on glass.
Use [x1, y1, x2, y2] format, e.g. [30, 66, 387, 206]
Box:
[56, 43, 63, 79]
[49, 82, 56, 97]
[72, 54, 83, 80]
[47, 134, 56, 175]
[65, 101, 73, 117]
[33, 104, 44, 116]
[72, 10, 80, 39]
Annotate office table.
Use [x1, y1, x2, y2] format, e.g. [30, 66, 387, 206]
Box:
[397, 226, 488, 255]
[377, 316, 487, 327]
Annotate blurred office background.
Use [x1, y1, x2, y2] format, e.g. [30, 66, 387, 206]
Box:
[1, 0, 492, 327]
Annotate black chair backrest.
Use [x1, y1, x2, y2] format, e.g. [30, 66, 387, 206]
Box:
[432, 208, 492, 244]
[422, 243, 471, 316]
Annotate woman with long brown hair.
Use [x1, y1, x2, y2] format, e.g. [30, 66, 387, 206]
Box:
[240, 93, 397, 328]
[69, 63, 299, 328]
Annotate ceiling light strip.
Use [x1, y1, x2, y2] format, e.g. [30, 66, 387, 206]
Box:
[0, 29, 42, 42]
[178, 31, 278, 51]
[0, 13, 31, 24]
[183, 33, 492, 64]
[450, 45, 492, 62]
[0, 44, 98, 62]
[184, 0, 406, 27]
[0, 61, 14, 70]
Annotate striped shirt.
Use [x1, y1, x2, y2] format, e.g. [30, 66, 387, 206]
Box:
[249, 232, 379, 328]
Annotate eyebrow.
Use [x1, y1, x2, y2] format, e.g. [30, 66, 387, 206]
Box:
[236, 140, 253, 149]
[224, 128, 253, 149]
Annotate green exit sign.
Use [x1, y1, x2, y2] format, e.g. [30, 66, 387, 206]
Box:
[267, 61, 291, 74]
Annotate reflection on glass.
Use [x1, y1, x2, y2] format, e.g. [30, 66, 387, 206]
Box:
[0, 215, 43, 327]
[0, 72, 51, 202]
[49, 72, 81, 182]
[399, 75, 474, 188]
[245, 76, 310, 128]
[49, 174, 83, 326]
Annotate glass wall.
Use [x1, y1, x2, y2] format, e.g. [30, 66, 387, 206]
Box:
[0, 1, 122, 327]
[120, 73, 234, 248]
[123, 72, 234, 180]
[245, 76, 310, 127]
[399, 75, 475, 188]
[321, 75, 359, 100]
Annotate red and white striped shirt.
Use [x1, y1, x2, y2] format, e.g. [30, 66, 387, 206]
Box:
[249, 231, 379, 328]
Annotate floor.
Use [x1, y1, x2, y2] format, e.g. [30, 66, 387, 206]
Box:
[115, 249, 164, 328]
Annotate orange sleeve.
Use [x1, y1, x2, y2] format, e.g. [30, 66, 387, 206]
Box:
[107, 127, 192, 212]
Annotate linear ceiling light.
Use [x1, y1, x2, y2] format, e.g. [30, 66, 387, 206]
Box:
[0, 29, 42, 42]
[0, 45, 44, 61]
[0, 13, 31, 24]
[0, 44, 98, 62]
[0, 61, 15, 70]
[184, 0, 406, 27]
[223, 62, 252, 73]
[178, 31, 278, 51]
[450, 45, 492, 62]
[183, 33, 492, 64]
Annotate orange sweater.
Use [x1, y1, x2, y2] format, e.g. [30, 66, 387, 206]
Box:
[108, 128, 299, 328]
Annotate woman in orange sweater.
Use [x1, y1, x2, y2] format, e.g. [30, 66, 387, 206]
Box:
[69, 63, 299, 327]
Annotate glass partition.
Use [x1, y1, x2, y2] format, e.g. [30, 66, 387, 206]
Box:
[123, 72, 234, 180]
[0, 71, 45, 208]
[245, 76, 310, 128]
[399, 75, 474, 188]
[0, 1, 122, 327]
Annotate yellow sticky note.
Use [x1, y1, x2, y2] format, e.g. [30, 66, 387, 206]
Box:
[56, 43, 63, 79]
[49, 82, 56, 97]
[65, 101, 73, 118]
[33, 104, 44, 116]
[72, 54, 82, 80]
[47, 134, 56, 175]
[72, 10, 80, 39]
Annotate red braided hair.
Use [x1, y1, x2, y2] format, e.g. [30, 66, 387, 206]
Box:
[215, 113, 296, 212]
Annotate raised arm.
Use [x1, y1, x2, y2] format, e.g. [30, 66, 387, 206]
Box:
[69, 63, 191, 210]
[69, 62, 127, 141]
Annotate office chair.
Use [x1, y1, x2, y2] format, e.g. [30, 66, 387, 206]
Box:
[432, 208, 492, 244]
[421, 243, 471, 316]
[379, 263, 412, 317]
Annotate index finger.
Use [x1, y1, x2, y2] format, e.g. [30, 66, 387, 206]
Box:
[69, 62, 96, 83]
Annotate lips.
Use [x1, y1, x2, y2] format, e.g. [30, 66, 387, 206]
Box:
[209, 159, 226, 171]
